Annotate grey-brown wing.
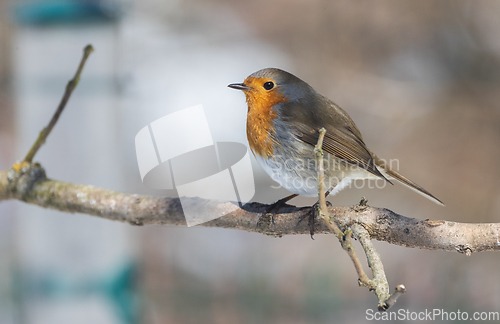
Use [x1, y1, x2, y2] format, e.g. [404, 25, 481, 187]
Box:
[295, 123, 391, 182]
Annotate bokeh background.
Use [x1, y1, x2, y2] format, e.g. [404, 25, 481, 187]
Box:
[1, 0, 500, 323]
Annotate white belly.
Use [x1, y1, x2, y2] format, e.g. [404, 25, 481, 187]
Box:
[256, 154, 318, 196]
[255, 154, 377, 197]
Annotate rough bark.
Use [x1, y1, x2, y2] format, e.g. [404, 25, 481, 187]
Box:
[1, 167, 498, 254]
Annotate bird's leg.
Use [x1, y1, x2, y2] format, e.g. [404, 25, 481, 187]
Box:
[297, 187, 334, 239]
[257, 194, 298, 227]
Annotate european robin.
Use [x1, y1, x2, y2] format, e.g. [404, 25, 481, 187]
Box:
[228, 68, 443, 234]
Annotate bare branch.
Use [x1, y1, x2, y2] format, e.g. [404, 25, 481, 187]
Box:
[23, 45, 94, 163]
[314, 128, 376, 288]
[314, 127, 343, 238]
[314, 127, 404, 310]
[351, 223, 405, 310]
[384, 285, 407, 310]
[1, 164, 499, 253]
[341, 228, 376, 291]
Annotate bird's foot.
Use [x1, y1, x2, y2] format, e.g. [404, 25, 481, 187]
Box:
[256, 194, 298, 228]
[297, 200, 332, 239]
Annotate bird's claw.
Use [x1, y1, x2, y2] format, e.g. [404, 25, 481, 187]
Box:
[256, 201, 281, 228]
[256, 194, 298, 229]
[256, 212, 274, 228]
[297, 200, 332, 239]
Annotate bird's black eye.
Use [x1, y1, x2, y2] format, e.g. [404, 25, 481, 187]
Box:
[263, 81, 274, 90]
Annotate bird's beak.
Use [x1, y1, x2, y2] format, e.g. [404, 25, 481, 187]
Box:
[228, 83, 251, 91]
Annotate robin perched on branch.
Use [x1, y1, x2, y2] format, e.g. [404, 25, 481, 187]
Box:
[229, 68, 443, 236]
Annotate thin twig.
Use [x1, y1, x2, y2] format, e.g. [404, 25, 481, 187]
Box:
[314, 128, 342, 238]
[354, 224, 406, 310]
[313, 129, 377, 296]
[352, 223, 406, 310]
[341, 229, 376, 290]
[23, 45, 94, 163]
[314, 127, 405, 310]
[384, 285, 407, 310]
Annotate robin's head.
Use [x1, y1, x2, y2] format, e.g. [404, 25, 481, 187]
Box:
[229, 68, 314, 157]
[228, 68, 313, 111]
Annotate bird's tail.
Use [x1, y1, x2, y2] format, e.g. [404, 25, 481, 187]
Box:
[373, 155, 444, 206]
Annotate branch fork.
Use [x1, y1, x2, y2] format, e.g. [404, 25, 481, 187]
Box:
[314, 127, 405, 310]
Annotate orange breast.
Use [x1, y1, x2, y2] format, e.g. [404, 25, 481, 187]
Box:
[244, 77, 288, 158]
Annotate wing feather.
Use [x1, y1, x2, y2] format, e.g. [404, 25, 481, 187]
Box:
[295, 123, 391, 182]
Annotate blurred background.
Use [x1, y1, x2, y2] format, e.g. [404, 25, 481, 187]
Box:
[1, 0, 500, 323]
